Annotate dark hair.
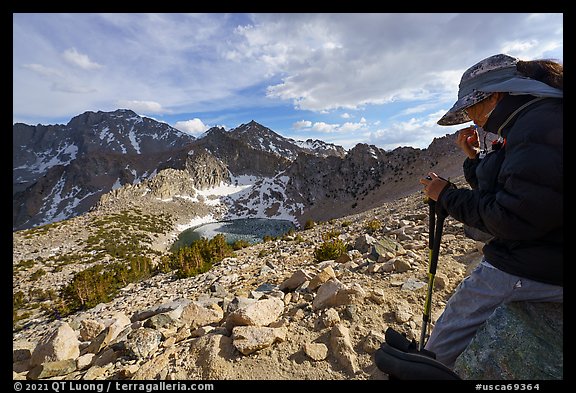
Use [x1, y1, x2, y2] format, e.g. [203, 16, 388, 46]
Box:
[516, 59, 563, 90]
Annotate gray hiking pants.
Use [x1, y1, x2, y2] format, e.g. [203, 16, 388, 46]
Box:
[424, 258, 563, 369]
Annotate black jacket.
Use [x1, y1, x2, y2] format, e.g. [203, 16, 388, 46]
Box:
[439, 94, 563, 286]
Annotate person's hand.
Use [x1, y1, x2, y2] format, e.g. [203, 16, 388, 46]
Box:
[419, 172, 449, 202]
[456, 125, 480, 159]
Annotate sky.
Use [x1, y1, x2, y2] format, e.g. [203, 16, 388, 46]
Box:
[13, 13, 563, 150]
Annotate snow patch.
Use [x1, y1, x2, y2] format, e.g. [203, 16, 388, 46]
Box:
[128, 125, 141, 154]
[111, 178, 122, 190]
[176, 214, 217, 231]
[224, 173, 303, 223]
[195, 174, 259, 204]
[38, 174, 100, 226]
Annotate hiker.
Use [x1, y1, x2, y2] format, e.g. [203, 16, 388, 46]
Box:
[419, 54, 563, 369]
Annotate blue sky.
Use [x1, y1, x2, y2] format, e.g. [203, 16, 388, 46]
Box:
[13, 13, 563, 150]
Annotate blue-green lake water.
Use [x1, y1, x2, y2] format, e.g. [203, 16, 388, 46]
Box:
[171, 218, 295, 251]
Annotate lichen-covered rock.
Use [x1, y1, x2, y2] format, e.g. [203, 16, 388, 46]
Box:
[454, 302, 563, 380]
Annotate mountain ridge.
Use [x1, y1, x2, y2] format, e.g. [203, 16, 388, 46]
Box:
[13, 109, 463, 231]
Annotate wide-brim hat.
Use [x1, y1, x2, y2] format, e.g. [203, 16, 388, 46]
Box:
[437, 54, 519, 126]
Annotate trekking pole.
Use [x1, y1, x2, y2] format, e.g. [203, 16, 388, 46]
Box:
[419, 197, 447, 351]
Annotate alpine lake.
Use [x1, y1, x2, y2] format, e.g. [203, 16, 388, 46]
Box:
[171, 218, 296, 251]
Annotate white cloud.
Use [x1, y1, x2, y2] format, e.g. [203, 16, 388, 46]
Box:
[52, 82, 96, 94]
[292, 120, 312, 129]
[309, 120, 369, 134]
[500, 39, 562, 61]
[401, 103, 435, 116]
[339, 121, 366, 133]
[22, 63, 64, 78]
[250, 13, 563, 112]
[501, 39, 538, 54]
[22, 63, 97, 94]
[174, 118, 209, 136]
[312, 122, 339, 133]
[62, 48, 103, 70]
[367, 109, 464, 150]
[117, 100, 169, 114]
[12, 13, 563, 147]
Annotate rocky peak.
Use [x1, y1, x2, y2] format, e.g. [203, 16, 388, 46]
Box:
[66, 109, 136, 128]
[347, 143, 386, 163]
[423, 132, 460, 157]
[202, 126, 229, 138]
[295, 138, 347, 159]
[230, 121, 305, 161]
[195, 128, 291, 178]
[229, 121, 347, 161]
[12, 110, 197, 230]
[233, 120, 280, 138]
[184, 149, 230, 190]
[235, 120, 268, 129]
[65, 109, 195, 155]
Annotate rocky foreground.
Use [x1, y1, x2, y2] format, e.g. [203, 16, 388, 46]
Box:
[13, 179, 484, 380]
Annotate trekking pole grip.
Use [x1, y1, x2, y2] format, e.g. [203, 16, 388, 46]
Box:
[426, 198, 435, 249]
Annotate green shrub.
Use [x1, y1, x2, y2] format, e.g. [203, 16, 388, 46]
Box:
[164, 234, 233, 279]
[29, 268, 47, 281]
[15, 259, 35, 271]
[314, 238, 347, 262]
[322, 230, 341, 240]
[364, 219, 382, 233]
[281, 228, 296, 240]
[172, 246, 207, 279]
[304, 219, 316, 230]
[293, 234, 305, 243]
[60, 256, 154, 314]
[232, 239, 251, 250]
[13, 291, 26, 308]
